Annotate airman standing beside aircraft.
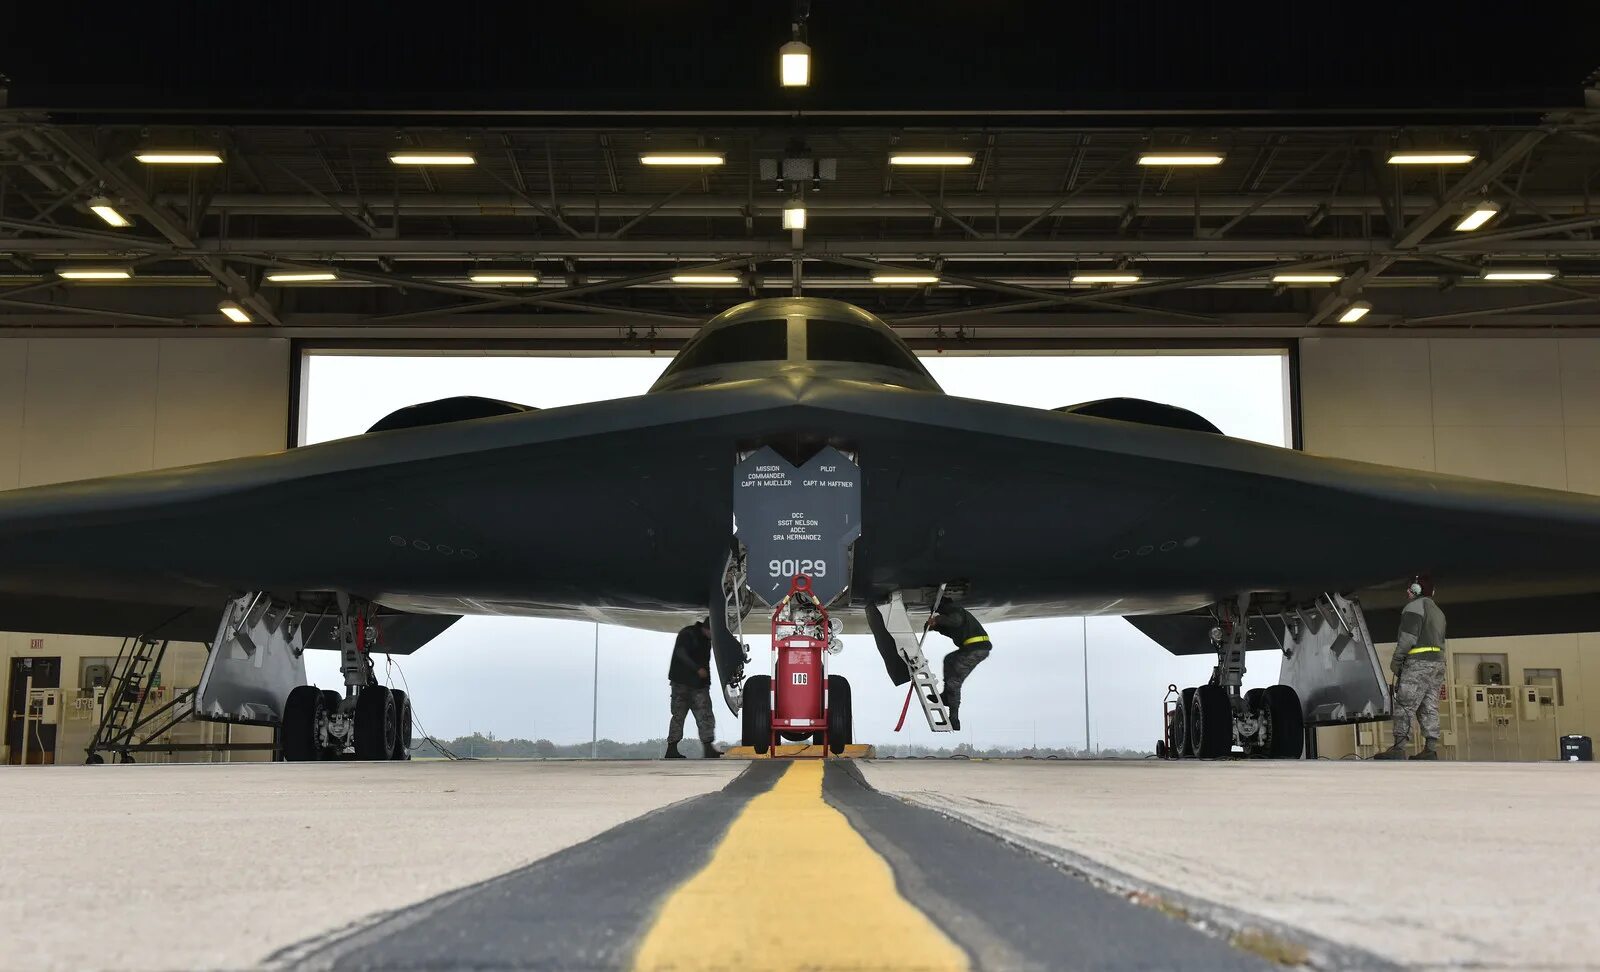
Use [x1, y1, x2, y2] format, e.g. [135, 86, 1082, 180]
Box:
[665, 618, 721, 759]
[1375, 576, 1447, 761]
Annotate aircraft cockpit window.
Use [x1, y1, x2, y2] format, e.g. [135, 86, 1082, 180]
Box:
[668, 318, 789, 372]
[806, 318, 917, 371]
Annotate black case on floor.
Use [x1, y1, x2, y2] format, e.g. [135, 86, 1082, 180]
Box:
[1560, 735, 1593, 761]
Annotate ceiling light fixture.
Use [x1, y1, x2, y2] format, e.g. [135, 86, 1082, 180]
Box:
[671, 274, 741, 284]
[640, 152, 726, 166]
[388, 152, 476, 165]
[1271, 272, 1344, 284]
[218, 300, 252, 324]
[783, 199, 807, 230]
[134, 150, 224, 164]
[1338, 300, 1372, 324]
[888, 152, 975, 166]
[469, 271, 541, 284]
[1137, 152, 1226, 166]
[872, 273, 940, 285]
[1071, 272, 1142, 285]
[87, 197, 131, 227]
[56, 267, 132, 280]
[1481, 268, 1557, 281]
[1387, 151, 1477, 165]
[1454, 201, 1500, 232]
[780, 39, 811, 87]
[266, 271, 338, 283]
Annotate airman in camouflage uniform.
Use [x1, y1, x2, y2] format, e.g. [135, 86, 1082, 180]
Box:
[1375, 577, 1447, 761]
[665, 618, 721, 758]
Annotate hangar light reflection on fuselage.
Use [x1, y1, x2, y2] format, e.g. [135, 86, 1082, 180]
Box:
[647, 298, 941, 395]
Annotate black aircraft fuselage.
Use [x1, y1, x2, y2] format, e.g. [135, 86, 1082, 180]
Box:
[0, 297, 1599, 663]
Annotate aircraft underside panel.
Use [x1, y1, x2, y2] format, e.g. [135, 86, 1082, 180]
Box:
[4, 372, 1600, 643]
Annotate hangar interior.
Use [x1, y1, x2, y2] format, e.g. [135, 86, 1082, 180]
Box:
[4, 94, 1600, 763]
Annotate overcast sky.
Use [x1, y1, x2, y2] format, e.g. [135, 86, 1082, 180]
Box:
[301, 350, 1289, 752]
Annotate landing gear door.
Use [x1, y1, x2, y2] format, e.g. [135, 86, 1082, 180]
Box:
[195, 593, 309, 726]
[732, 446, 861, 609]
[1277, 593, 1392, 725]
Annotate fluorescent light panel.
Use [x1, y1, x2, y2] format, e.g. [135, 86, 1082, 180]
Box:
[388, 152, 476, 165]
[640, 152, 726, 166]
[1272, 272, 1344, 284]
[1481, 269, 1556, 281]
[218, 300, 252, 324]
[88, 198, 131, 227]
[1387, 152, 1477, 165]
[135, 151, 223, 164]
[469, 272, 541, 284]
[266, 271, 338, 282]
[783, 203, 807, 230]
[57, 267, 131, 280]
[872, 273, 940, 285]
[1454, 202, 1500, 232]
[1138, 152, 1225, 166]
[888, 152, 975, 166]
[671, 274, 741, 284]
[1071, 273, 1142, 284]
[1338, 300, 1372, 324]
[780, 40, 810, 87]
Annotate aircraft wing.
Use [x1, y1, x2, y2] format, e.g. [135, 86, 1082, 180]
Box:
[0, 376, 1598, 654]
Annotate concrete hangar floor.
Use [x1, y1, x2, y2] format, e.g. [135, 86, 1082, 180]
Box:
[6, 758, 1596, 971]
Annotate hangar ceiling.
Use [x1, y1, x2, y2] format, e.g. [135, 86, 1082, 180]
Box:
[3, 105, 1600, 347]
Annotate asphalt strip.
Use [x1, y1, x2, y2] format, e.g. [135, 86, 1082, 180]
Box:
[269, 761, 786, 972]
[823, 761, 1286, 972]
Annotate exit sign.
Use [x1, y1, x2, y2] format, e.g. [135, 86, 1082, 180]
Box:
[29, 638, 43, 650]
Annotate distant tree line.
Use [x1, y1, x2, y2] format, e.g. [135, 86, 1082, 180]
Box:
[413, 732, 1150, 760]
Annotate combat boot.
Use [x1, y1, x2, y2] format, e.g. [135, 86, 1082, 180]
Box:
[1372, 743, 1407, 760]
[1410, 739, 1440, 760]
[702, 742, 723, 759]
[664, 744, 686, 759]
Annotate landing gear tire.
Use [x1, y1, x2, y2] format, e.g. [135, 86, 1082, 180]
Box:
[741, 675, 772, 754]
[354, 685, 397, 761]
[827, 675, 853, 755]
[1154, 739, 1168, 759]
[86, 753, 104, 765]
[1264, 684, 1305, 759]
[1175, 687, 1198, 757]
[282, 684, 327, 763]
[390, 689, 412, 761]
[1190, 684, 1233, 759]
[1243, 688, 1268, 757]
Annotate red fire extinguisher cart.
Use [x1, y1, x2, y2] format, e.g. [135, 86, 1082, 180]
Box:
[740, 574, 853, 756]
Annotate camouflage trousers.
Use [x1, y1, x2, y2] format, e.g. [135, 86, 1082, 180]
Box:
[941, 647, 992, 714]
[1391, 656, 1446, 744]
[667, 683, 716, 746]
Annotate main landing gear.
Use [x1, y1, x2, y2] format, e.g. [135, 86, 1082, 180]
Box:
[280, 600, 412, 762]
[1158, 594, 1304, 760]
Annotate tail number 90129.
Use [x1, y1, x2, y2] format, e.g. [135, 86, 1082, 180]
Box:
[769, 559, 826, 579]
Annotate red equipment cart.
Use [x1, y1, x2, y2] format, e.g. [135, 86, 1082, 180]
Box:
[739, 574, 853, 756]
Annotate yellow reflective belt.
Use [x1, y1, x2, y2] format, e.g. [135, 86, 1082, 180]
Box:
[963, 635, 991, 646]
[1407, 646, 1442, 654]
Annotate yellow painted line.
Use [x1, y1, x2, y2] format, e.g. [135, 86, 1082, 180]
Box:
[633, 761, 968, 971]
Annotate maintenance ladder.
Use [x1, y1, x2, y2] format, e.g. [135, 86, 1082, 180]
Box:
[86, 636, 185, 762]
[872, 591, 953, 732]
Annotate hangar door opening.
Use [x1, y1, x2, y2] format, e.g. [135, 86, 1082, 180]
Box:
[298, 349, 1291, 754]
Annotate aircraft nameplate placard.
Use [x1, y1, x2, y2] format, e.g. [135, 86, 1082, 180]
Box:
[733, 446, 861, 607]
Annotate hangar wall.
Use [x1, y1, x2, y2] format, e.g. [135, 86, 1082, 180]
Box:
[0, 338, 290, 764]
[1299, 336, 1600, 759]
